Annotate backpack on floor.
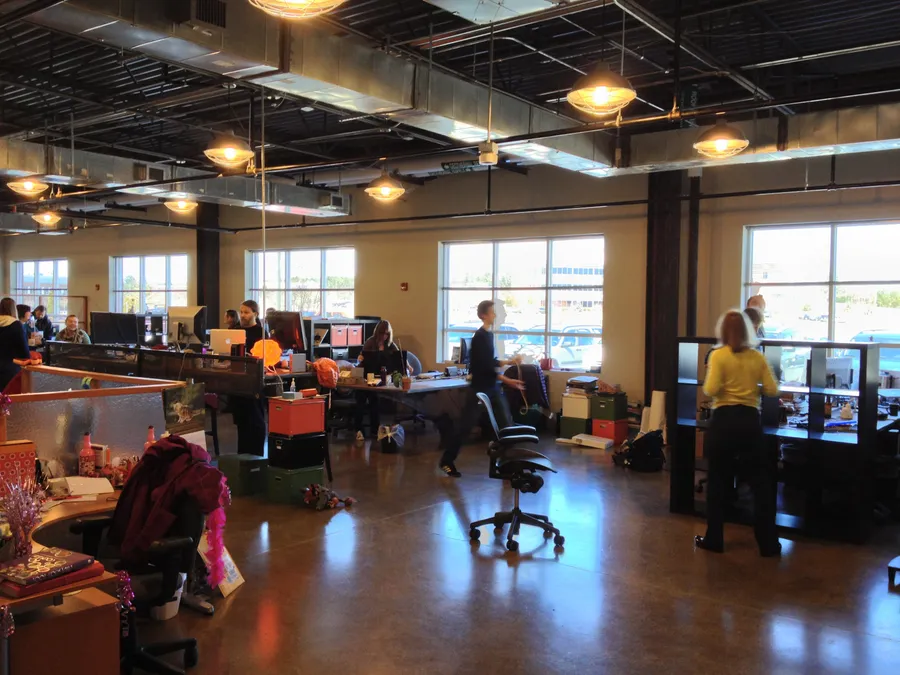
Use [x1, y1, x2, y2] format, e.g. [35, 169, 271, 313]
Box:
[612, 430, 665, 472]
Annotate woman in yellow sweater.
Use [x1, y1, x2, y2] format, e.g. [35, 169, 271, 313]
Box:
[696, 310, 781, 556]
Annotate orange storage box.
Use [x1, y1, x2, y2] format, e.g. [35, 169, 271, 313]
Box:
[591, 419, 629, 446]
[331, 325, 349, 347]
[347, 324, 364, 346]
[269, 397, 326, 436]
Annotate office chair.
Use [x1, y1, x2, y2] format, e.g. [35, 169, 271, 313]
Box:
[468, 392, 566, 552]
[72, 496, 205, 674]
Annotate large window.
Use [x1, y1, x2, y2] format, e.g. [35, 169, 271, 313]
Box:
[112, 255, 188, 314]
[248, 248, 355, 318]
[441, 237, 604, 370]
[746, 223, 900, 378]
[11, 259, 69, 320]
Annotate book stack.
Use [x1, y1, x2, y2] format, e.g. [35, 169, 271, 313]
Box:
[0, 547, 104, 598]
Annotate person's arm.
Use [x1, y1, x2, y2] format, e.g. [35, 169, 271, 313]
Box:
[759, 354, 779, 398]
[703, 349, 723, 398]
[11, 324, 31, 361]
[80, 330, 92, 345]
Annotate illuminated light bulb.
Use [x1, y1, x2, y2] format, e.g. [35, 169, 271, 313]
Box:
[693, 120, 751, 159]
[592, 87, 610, 105]
[7, 178, 50, 197]
[164, 199, 199, 214]
[567, 63, 635, 116]
[204, 134, 254, 169]
[32, 211, 61, 227]
[249, 0, 348, 20]
[365, 173, 405, 203]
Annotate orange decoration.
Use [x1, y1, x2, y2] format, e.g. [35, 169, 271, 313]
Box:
[251, 338, 282, 368]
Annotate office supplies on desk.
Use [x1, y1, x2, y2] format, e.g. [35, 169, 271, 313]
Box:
[64, 476, 114, 497]
[0, 547, 94, 586]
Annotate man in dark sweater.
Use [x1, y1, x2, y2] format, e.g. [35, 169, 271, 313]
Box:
[440, 300, 524, 477]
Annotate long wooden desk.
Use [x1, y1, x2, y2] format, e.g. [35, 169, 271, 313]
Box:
[338, 376, 470, 394]
[0, 499, 118, 675]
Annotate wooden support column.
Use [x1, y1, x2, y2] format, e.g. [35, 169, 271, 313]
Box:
[645, 170, 685, 400]
[686, 174, 700, 337]
[196, 203, 221, 322]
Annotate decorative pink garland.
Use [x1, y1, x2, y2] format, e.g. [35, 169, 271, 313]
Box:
[205, 478, 231, 588]
[0, 605, 13, 639]
[0, 394, 11, 417]
[116, 572, 135, 638]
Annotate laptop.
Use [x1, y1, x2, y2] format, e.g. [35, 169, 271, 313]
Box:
[210, 329, 247, 355]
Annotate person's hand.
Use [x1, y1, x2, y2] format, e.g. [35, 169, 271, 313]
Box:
[407, 363, 414, 375]
[501, 376, 525, 391]
[510, 354, 524, 365]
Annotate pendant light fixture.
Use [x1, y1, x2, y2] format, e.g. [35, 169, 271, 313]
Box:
[7, 177, 50, 198]
[204, 133, 254, 170]
[693, 120, 750, 159]
[248, 0, 347, 20]
[32, 211, 61, 227]
[164, 199, 199, 214]
[364, 172, 405, 203]
[567, 62, 636, 116]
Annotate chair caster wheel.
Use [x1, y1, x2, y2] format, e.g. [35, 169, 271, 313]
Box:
[469, 528, 480, 541]
[185, 645, 199, 669]
[506, 539, 519, 552]
[543, 529, 554, 539]
[554, 535, 565, 548]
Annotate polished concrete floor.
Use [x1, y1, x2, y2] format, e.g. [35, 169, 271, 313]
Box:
[151, 425, 900, 675]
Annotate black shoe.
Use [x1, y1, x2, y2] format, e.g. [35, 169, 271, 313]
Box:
[694, 535, 724, 553]
[439, 463, 461, 478]
[760, 541, 783, 558]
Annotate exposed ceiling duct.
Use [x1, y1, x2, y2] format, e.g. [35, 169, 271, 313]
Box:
[0, 138, 350, 218]
[422, 0, 570, 25]
[22, 0, 612, 177]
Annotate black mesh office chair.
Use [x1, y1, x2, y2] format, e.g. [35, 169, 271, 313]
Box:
[71, 496, 204, 674]
[468, 392, 565, 552]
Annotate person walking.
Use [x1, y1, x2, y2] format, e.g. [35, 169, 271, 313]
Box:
[695, 309, 781, 556]
[439, 300, 523, 478]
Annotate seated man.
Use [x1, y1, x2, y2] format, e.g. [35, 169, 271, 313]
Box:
[56, 314, 91, 344]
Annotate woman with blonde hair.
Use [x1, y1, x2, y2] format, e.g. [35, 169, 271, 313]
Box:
[696, 309, 781, 556]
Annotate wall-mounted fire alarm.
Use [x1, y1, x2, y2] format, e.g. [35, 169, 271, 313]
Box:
[400, 282, 409, 292]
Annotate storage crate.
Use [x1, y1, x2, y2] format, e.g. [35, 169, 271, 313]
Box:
[266, 465, 326, 505]
[268, 432, 327, 470]
[592, 419, 629, 445]
[218, 454, 268, 497]
[560, 416, 590, 439]
[269, 397, 326, 436]
[347, 324, 364, 346]
[562, 393, 591, 420]
[590, 393, 628, 421]
[332, 325, 349, 347]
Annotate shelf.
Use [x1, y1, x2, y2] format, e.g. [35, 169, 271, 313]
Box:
[763, 426, 808, 441]
[780, 385, 809, 395]
[677, 417, 709, 429]
[811, 387, 859, 398]
[809, 430, 858, 445]
[677, 377, 703, 386]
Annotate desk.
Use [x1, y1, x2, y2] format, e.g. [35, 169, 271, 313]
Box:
[0, 499, 118, 675]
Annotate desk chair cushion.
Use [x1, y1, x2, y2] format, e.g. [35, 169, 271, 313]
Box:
[497, 456, 557, 474]
[492, 447, 549, 462]
[494, 433, 539, 446]
[499, 424, 537, 436]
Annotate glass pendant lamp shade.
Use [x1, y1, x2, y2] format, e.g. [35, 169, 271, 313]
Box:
[164, 199, 199, 214]
[364, 174, 405, 203]
[7, 178, 49, 197]
[248, 0, 348, 19]
[567, 62, 636, 116]
[693, 120, 750, 159]
[204, 134, 254, 170]
[32, 211, 61, 227]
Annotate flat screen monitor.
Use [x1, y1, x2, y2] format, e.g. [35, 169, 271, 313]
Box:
[459, 337, 473, 365]
[142, 314, 167, 347]
[267, 311, 305, 351]
[167, 306, 208, 346]
[360, 350, 407, 375]
[90, 312, 141, 345]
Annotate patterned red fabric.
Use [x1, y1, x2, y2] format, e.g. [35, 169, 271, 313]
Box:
[108, 435, 227, 565]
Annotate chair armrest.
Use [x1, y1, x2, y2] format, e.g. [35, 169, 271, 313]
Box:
[148, 536, 195, 558]
[69, 515, 114, 535]
[500, 425, 537, 436]
[496, 434, 539, 445]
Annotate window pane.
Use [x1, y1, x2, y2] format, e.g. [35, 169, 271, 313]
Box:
[835, 224, 900, 282]
[836, 284, 900, 351]
[290, 251, 322, 289]
[754, 285, 830, 341]
[550, 288, 603, 332]
[506, 331, 547, 362]
[144, 257, 167, 290]
[258, 291, 285, 313]
[121, 292, 140, 314]
[551, 237, 604, 287]
[447, 290, 487, 328]
[291, 290, 322, 316]
[120, 258, 140, 294]
[145, 292, 166, 314]
[749, 227, 831, 283]
[324, 291, 354, 318]
[325, 249, 355, 289]
[20, 262, 35, 287]
[57, 260, 68, 287]
[169, 292, 188, 308]
[38, 261, 54, 288]
[550, 334, 603, 371]
[446, 243, 492, 288]
[497, 240, 546, 288]
[170, 255, 188, 289]
[259, 252, 286, 290]
[495, 289, 544, 333]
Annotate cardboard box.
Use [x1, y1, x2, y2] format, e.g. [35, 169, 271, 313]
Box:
[0, 440, 36, 491]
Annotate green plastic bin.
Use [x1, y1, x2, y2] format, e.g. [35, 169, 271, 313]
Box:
[266, 464, 326, 505]
[591, 393, 628, 421]
[217, 454, 268, 497]
[559, 416, 590, 439]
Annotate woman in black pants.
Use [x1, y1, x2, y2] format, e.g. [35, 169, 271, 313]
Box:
[696, 310, 781, 556]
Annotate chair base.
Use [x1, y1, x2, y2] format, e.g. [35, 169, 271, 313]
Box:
[469, 503, 565, 552]
[122, 638, 198, 675]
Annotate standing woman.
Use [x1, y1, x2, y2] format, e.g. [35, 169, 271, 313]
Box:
[0, 298, 31, 392]
[231, 300, 266, 455]
[696, 310, 781, 556]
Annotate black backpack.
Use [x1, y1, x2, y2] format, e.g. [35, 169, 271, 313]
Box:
[612, 430, 665, 472]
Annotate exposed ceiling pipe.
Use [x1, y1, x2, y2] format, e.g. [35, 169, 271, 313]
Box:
[741, 38, 900, 70]
[611, 0, 793, 115]
[0, 0, 64, 28]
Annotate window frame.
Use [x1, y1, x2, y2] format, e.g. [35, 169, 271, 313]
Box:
[10, 258, 69, 321]
[246, 247, 356, 317]
[111, 254, 189, 314]
[744, 220, 900, 344]
[439, 236, 605, 367]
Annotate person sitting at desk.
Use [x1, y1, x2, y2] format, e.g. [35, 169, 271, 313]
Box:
[232, 299, 266, 455]
[224, 309, 240, 330]
[0, 297, 31, 392]
[354, 320, 409, 441]
[16, 304, 33, 341]
[239, 300, 264, 351]
[33, 305, 53, 341]
[56, 314, 91, 344]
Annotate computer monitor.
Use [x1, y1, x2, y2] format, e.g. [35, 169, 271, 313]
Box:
[361, 350, 407, 375]
[459, 337, 473, 365]
[142, 313, 167, 347]
[825, 356, 854, 389]
[167, 306, 207, 346]
[267, 311, 305, 351]
[90, 312, 141, 345]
